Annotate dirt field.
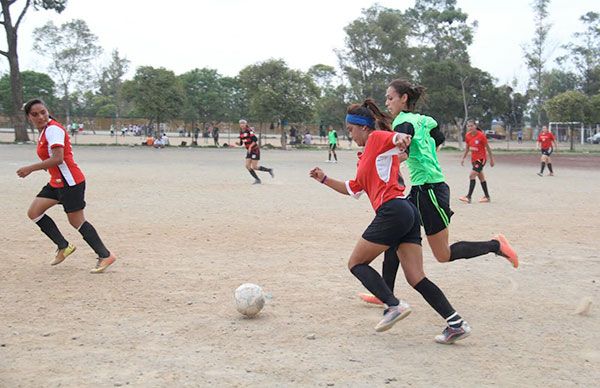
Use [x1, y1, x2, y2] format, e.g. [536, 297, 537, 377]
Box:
[1, 144, 598, 387]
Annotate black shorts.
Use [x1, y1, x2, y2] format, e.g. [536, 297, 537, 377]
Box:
[471, 159, 486, 173]
[36, 181, 86, 213]
[329, 143, 337, 151]
[246, 147, 260, 160]
[541, 148, 553, 156]
[362, 198, 422, 248]
[409, 182, 453, 236]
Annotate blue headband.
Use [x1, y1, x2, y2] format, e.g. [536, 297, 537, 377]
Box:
[346, 114, 375, 128]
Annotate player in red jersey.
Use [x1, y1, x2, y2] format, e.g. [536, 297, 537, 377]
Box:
[459, 120, 495, 203]
[536, 125, 557, 176]
[16, 99, 116, 273]
[239, 119, 274, 184]
[310, 99, 471, 344]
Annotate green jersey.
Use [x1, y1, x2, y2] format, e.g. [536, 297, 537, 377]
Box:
[392, 111, 445, 185]
[328, 130, 338, 144]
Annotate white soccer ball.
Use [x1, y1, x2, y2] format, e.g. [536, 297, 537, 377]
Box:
[234, 283, 265, 317]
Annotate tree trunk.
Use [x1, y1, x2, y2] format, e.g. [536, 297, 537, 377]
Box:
[1, 0, 29, 142]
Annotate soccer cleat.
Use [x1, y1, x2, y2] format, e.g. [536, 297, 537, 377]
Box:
[252, 179, 261, 185]
[537, 173, 543, 177]
[549, 172, 554, 176]
[494, 234, 519, 268]
[458, 196, 471, 203]
[269, 169, 275, 178]
[374, 300, 412, 332]
[479, 197, 490, 203]
[51, 243, 76, 266]
[435, 321, 472, 344]
[357, 292, 384, 306]
[90, 254, 116, 274]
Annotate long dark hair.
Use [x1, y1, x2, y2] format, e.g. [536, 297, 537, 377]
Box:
[388, 79, 425, 111]
[347, 98, 392, 131]
[23, 98, 47, 116]
[466, 119, 484, 132]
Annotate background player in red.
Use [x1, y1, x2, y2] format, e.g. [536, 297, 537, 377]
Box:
[310, 99, 471, 344]
[238, 119, 274, 184]
[459, 119, 495, 203]
[16, 99, 116, 273]
[536, 125, 557, 176]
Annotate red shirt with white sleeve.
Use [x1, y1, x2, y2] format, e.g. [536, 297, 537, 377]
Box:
[537, 131, 555, 150]
[465, 130, 488, 161]
[36, 119, 85, 188]
[345, 130, 406, 211]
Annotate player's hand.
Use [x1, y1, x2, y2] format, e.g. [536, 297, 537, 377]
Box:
[490, 159, 495, 167]
[309, 167, 325, 182]
[16, 166, 33, 178]
[394, 133, 411, 151]
[398, 151, 408, 163]
[460, 158, 465, 166]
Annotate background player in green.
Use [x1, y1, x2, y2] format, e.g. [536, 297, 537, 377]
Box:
[326, 125, 338, 163]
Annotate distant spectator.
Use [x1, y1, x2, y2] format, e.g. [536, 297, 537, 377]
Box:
[213, 126, 220, 146]
[303, 131, 312, 145]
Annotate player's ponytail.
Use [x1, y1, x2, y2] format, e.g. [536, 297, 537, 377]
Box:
[388, 79, 426, 111]
[347, 99, 391, 131]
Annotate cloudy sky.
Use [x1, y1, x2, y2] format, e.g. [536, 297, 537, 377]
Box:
[2, 0, 597, 92]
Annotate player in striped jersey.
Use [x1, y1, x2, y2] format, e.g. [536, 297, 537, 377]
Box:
[16, 99, 116, 273]
[239, 120, 274, 184]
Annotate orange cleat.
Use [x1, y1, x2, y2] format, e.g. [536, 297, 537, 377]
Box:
[357, 292, 384, 306]
[479, 197, 490, 203]
[90, 254, 116, 274]
[458, 196, 471, 204]
[494, 234, 518, 268]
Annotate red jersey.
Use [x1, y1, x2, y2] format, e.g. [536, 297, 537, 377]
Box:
[239, 127, 258, 150]
[465, 130, 488, 161]
[537, 131, 555, 149]
[345, 131, 406, 211]
[36, 119, 85, 188]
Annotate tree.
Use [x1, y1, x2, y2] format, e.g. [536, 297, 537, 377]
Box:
[544, 90, 589, 150]
[122, 66, 184, 129]
[542, 68, 578, 99]
[524, 0, 552, 131]
[238, 59, 319, 124]
[567, 12, 600, 95]
[0, 0, 66, 141]
[219, 76, 247, 122]
[337, 5, 413, 103]
[308, 64, 337, 91]
[179, 68, 227, 127]
[0, 70, 57, 115]
[32, 18, 102, 124]
[97, 49, 130, 119]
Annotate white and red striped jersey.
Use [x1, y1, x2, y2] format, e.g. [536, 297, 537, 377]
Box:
[36, 119, 85, 188]
[345, 130, 406, 211]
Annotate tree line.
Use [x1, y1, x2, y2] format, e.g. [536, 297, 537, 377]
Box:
[1, 0, 599, 142]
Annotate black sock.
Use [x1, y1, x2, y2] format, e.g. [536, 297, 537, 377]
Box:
[350, 264, 399, 307]
[248, 168, 260, 180]
[467, 179, 475, 198]
[382, 248, 400, 293]
[334, 153, 337, 161]
[540, 162, 546, 173]
[480, 181, 490, 198]
[414, 277, 461, 326]
[547, 163, 553, 173]
[35, 214, 68, 250]
[449, 240, 500, 260]
[328, 153, 331, 161]
[257, 166, 271, 173]
[78, 221, 110, 258]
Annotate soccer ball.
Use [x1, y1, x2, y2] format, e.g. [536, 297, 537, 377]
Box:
[234, 283, 265, 317]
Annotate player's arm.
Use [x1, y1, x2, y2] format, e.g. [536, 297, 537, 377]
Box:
[309, 167, 349, 195]
[430, 125, 445, 148]
[460, 143, 470, 166]
[485, 142, 495, 167]
[552, 136, 558, 151]
[16, 147, 64, 178]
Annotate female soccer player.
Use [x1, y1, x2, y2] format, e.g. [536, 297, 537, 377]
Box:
[239, 119, 274, 184]
[327, 125, 338, 163]
[459, 119, 495, 203]
[536, 125, 557, 176]
[358, 80, 518, 310]
[311, 99, 471, 344]
[16, 99, 116, 273]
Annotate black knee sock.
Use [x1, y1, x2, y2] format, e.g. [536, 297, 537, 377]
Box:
[449, 240, 500, 260]
[334, 153, 337, 161]
[414, 277, 462, 327]
[540, 162, 546, 173]
[247, 168, 260, 180]
[382, 248, 400, 293]
[467, 179, 476, 198]
[480, 181, 490, 198]
[547, 163, 553, 173]
[350, 264, 399, 307]
[257, 166, 271, 173]
[35, 214, 68, 250]
[78, 221, 110, 259]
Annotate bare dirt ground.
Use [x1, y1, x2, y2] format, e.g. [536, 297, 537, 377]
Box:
[1, 144, 598, 387]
